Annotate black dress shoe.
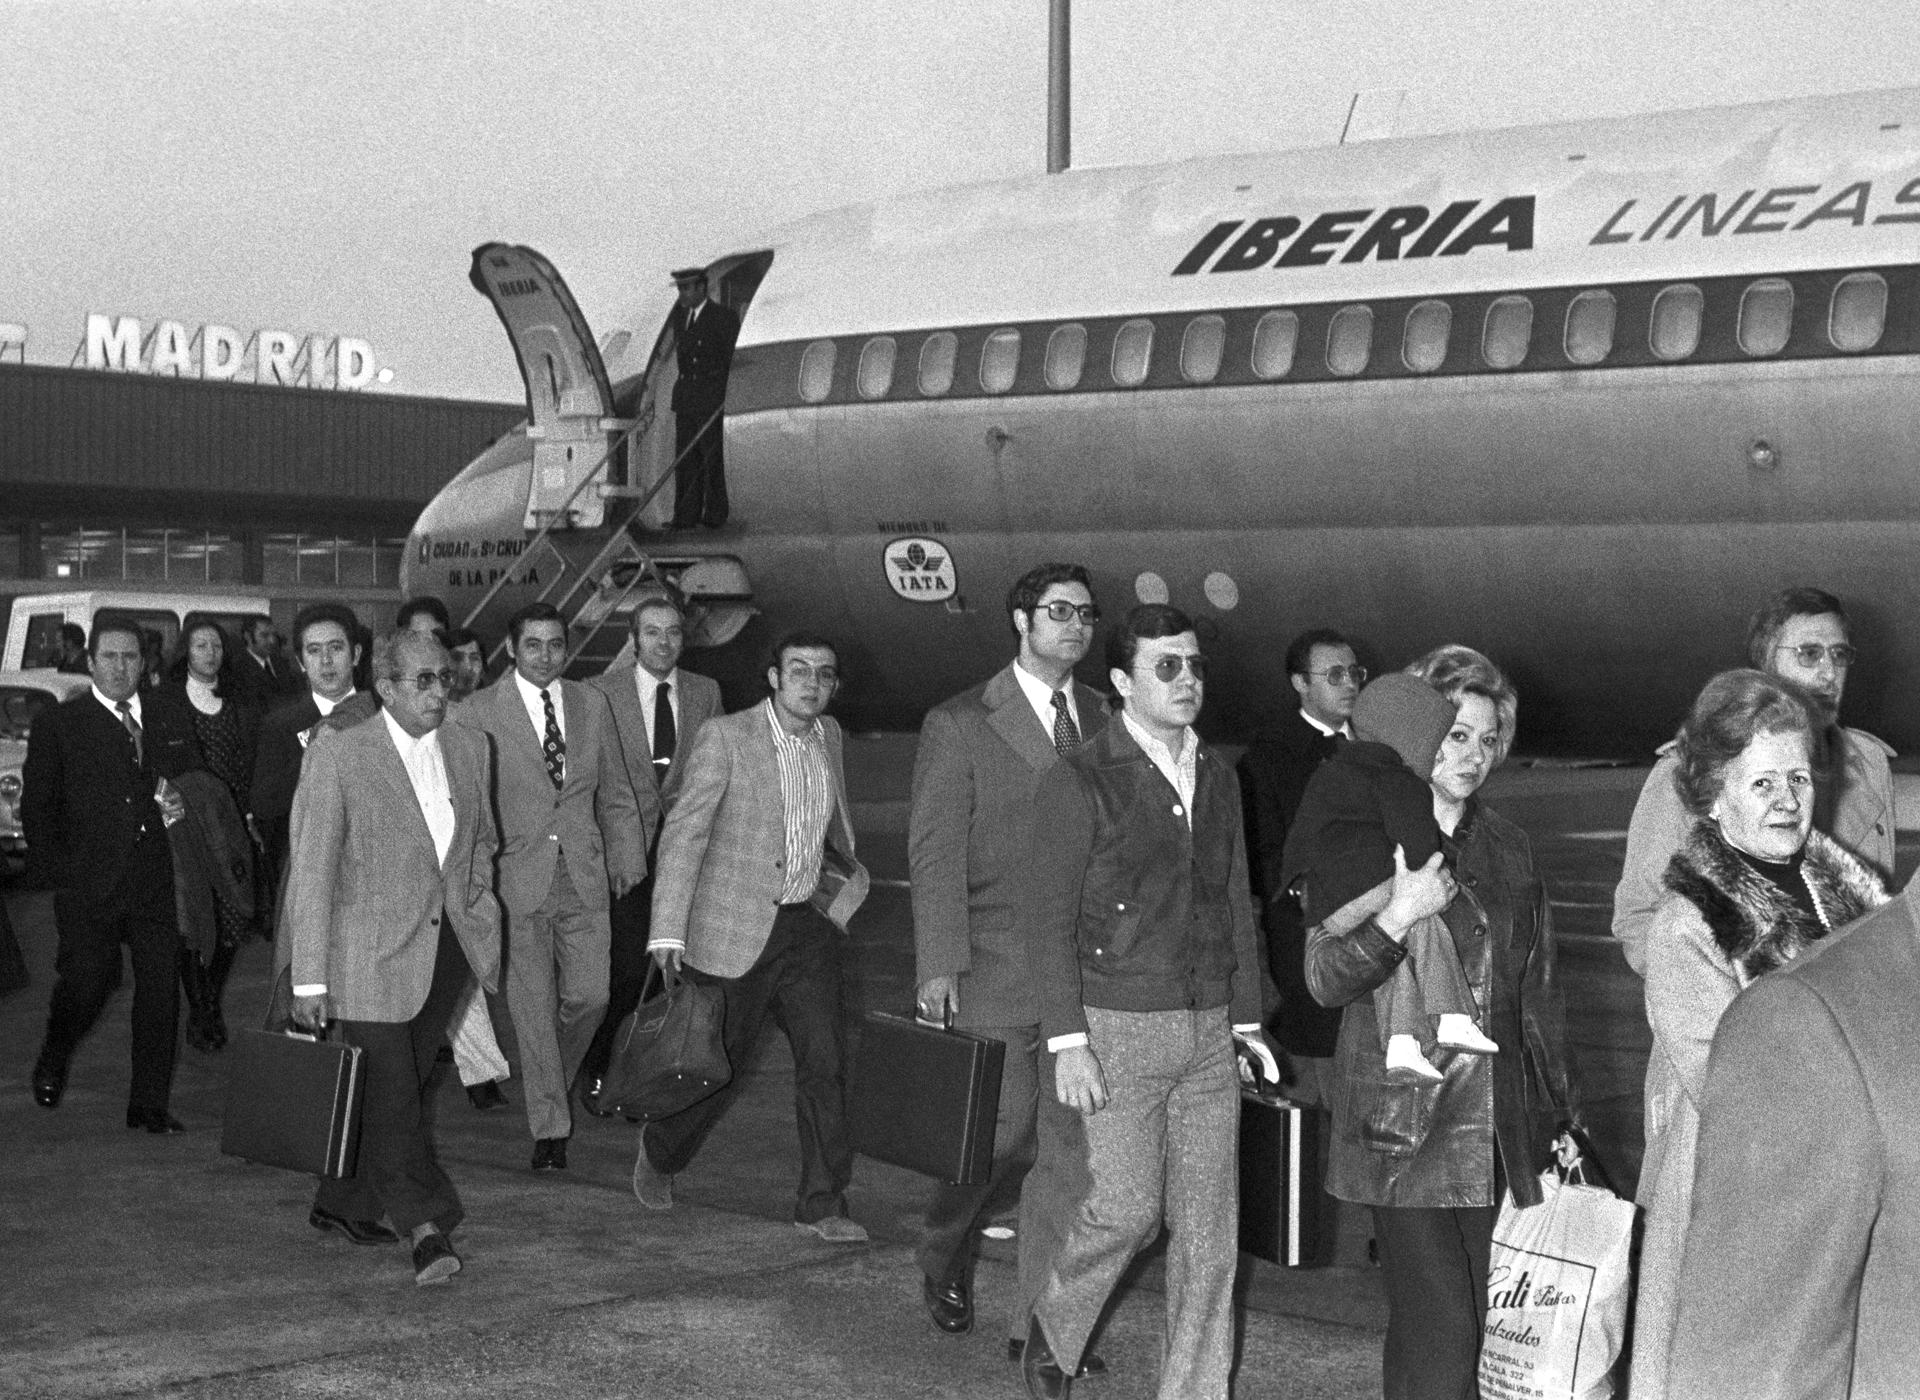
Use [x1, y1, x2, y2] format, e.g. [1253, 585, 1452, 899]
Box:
[125, 1107, 186, 1134]
[31, 1059, 66, 1109]
[1020, 1314, 1071, 1400]
[531, 1137, 568, 1171]
[309, 1207, 402, 1246]
[922, 1273, 973, 1334]
[1009, 1338, 1106, 1377]
[466, 1080, 508, 1112]
[412, 1230, 461, 1286]
[580, 1076, 614, 1117]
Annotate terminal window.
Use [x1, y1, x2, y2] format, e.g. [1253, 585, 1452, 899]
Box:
[41, 528, 242, 583]
[263, 533, 403, 588]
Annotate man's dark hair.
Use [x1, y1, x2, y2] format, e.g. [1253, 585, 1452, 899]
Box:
[444, 626, 481, 653]
[1746, 587, 1848, 669]
[1284, 627, 1351, 679]
[1006, 562, 1094, 634]
[1105, 603, 1196, 676]
[88, 612, 145, 657]
[59, 622, 86, 650]
[767, 630, 838, 675]
[506, 601, 566, 645]
[396, 596, 453, 632]
[291, 601, 360, 654]
[242, 615, 274, 643]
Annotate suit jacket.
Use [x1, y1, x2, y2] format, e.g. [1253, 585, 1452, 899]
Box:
[1237, 708, 1343, 904]
[452, 676, 645, 914]
[668, 298, 740, 418]
[909, 664, 1108, 1027]
[227, 650, 302, 714]
[649, 702, 869, 979]
[588, 663, 723, 850]
[1668, 873, 1920, 1400]
[250, 690, 380, 823]
[21, 688, 204, 905]
[283, 717, 501, 1023]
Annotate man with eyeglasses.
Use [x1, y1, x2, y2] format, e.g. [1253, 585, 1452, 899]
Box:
[285, 629, 502, 1284]
[1018, 604, 1277, 1400]
[1613, 586, 1896, 975]
[634, 632, 871, 1243]
[451, 601, 645, 1172]
[909, 563, 1112, 1365]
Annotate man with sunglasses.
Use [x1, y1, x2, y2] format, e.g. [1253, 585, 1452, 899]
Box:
[285, 629, 502, 1285]
[909, 563, 1112, 1365]
[1019, 604, 1277, 1400]
[1613, 586, 1895, 974]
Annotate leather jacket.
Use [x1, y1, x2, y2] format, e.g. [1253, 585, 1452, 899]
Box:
[1305, 797, 1578, 1209]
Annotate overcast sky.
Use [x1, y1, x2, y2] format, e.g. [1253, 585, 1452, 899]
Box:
[4, 0, 1917, 403]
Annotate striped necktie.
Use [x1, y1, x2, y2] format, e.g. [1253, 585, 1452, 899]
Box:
[116, 699, 143, 766]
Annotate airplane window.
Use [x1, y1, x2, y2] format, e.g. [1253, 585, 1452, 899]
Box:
[799, 340, 838, 403]
[1482, 296, 1533, 370]
[1112, 319, 1155, 387]
[856, 337, 897, 399]
[918, 332, 958, 396]
[1830, 272, 1888, 353]
[1180, 315, 1227, 384]
[1650, 285, 1704, 361]
[1251, 310, 1298, 379]
[980, 329, 1021, 394]
[1045, 324, 1087, 390]
[1402, 300, 1451, 374]
[1564, 290, 1616, 365]
[1737, 280, 1794, 357]
[1327, 305, 1373, 377]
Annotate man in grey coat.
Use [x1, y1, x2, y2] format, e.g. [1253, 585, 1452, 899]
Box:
[910, 563, 1109, 1367]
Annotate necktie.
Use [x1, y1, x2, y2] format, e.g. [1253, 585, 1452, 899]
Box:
[541, 688, 565, 790]
[1049, 691, 1081, 753]
[116, 699, 143, 766]
[652, 680, 676, 775]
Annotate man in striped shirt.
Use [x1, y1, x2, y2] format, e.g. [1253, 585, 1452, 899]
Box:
[636, 632, 871, 1241]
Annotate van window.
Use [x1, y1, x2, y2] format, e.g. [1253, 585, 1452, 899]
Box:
[1482, 296, 1533, 369]
[798, 340, 837, 402]
[1650, 285, 1704, 361]
[918, 332, 958, 396]
[1402, 301, 1450, 373]
[0, 684, 61, 739]
[1564, 290, 1616, 365]
[1830, 272, 1888, 352]
[1045, 324, 1087, 390]
[1179, 315, 1227, 383]
[20, 612, 67, 669]
[1328, 306, 1373, 377]
[1112, 319, 1155, 387]
[1737, 279, 1794, 357]
[1250, 310, 1298, 379]
[856, 337, 897, 399]
[980, 329, 1021, 394]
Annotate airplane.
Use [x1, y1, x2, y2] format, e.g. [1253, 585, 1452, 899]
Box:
[404, 84, 1920, 757]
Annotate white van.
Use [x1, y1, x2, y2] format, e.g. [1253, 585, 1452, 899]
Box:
[2, 589, 272, 672]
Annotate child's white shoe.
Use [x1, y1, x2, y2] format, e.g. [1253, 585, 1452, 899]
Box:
[1436, 1014, 1499, 1054]
[1385, 1034, 1444, 1081]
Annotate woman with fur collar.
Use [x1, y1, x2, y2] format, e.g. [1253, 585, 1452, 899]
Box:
[1630, 669, 1888, 1400]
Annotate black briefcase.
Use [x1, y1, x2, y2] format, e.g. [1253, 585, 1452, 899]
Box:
[1238, 1086, 1332, 1267]
[848, 1012, 1003, 1186]
[220, 1028, 365, 1179]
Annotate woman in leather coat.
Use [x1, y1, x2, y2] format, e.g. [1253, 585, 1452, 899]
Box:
[1304, 645, 1578, 1400]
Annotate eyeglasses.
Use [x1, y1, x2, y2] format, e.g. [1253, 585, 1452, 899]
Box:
[1306, 665, 1368, 688]
[1144, 653, 1207, 682]
[782, 661, 839, 684]
[1039, 601, 1101, 625]
[394, 669, 455, 692]
[1775, 643, 1856, 669]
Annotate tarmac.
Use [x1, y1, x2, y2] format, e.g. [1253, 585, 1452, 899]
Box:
[7, 739, 1864, 1399]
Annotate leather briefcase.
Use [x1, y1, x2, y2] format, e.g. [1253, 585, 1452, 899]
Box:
[1238, 1086, 1332, 1267]
[596, 963, 730, 1122]
[220, 1028, 365, 1179]
[848, 1012, 1003, 1186]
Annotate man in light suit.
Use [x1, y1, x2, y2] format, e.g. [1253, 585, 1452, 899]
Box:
[288, 629, 501, 1286]
[633, 632, 870, 1241]
[910, 563, 1112, 1371]
[579, 593, 723, 1110]
[452, 601, 645, 1170]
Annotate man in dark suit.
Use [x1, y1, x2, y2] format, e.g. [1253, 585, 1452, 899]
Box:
[228, 616, 303, 714]
[667, 266, 740, 529]
[1668, 872, 1920, 1399]
[287, 629, 502, 1285]
[579, 593, 723, 1108]
[1237, 626, 1361, 1092]
[910, 563, 1112, 1370]
[23, 614, 204, 1130]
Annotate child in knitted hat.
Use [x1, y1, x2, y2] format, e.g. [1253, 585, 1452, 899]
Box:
[1282, 671, 1499, 1080]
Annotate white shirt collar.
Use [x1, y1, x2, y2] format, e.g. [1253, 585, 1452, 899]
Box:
[1012, 658, 1077, 733]
[312, 689, 350, 717]
[635, 664, 678, 699]
[763, 697, 820, 746]
[92, 686, 139, 721]
[1121, 710, 1195, 769]
[381, 706, 439, 759]
[1299, 708, 1353, 740]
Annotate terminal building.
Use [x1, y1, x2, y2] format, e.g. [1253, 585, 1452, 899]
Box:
[0, 361, 522, 616]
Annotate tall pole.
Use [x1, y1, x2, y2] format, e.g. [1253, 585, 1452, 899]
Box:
[1047, 0, 1070, 173]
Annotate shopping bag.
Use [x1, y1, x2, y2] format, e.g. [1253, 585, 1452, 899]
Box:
[595, 962, 730, 1122]
[1478, 1164, 1636, 1400]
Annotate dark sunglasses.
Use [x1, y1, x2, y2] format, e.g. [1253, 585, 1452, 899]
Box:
[1040, 601, 1101, 625]
[1144, 653, 1206, 682]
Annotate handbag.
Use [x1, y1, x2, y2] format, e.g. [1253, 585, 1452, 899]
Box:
[220, 1026, 365, 1178]
[595, 961, 730, 1122]
[1478, 1157, 1637, 1400]
[848, 1010, 1004, 1185]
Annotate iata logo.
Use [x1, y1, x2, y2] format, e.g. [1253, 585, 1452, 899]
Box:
[884, 537, 957, 603]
